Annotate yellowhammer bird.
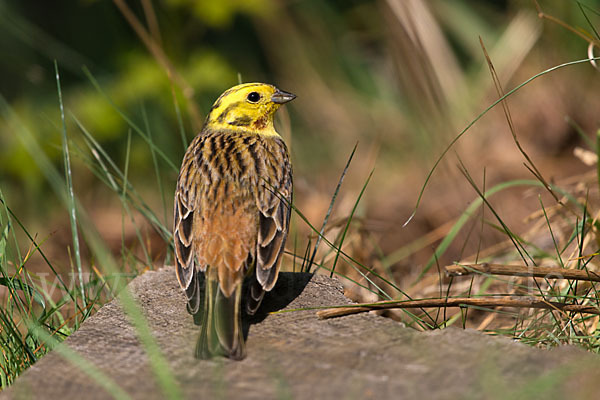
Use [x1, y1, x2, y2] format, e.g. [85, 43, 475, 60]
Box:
[173, 83, 295, 360]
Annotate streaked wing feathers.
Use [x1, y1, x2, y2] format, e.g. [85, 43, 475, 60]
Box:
[256, 163, 292, 291]
[174, 165, 203, 313]
[174, 193, 194, 290]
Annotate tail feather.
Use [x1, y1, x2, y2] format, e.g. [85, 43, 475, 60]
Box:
[196, 277, 245, 360]
[185, 270, 202, 316]
[246, 276, 265, 316]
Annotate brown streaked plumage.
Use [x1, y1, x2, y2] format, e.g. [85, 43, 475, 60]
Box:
[173, 83, 294, 360]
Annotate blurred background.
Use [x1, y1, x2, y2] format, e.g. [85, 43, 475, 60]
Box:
[0, 0, 599, 365]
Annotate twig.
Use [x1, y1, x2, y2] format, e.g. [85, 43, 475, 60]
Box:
[316, 297, 600, 319]
[445, 263, 600, 282]
[533, 0, 600, 46]
[111, 0, 202, 130]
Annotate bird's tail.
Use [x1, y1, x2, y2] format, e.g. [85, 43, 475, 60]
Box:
[196, 277, 245, 360]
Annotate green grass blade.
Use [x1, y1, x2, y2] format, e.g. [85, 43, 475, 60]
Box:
[55, 61, 86, 308]
[329, 168, 373, 278]
[414, 180, 545, 283]
[141, 104, 168, 228]
[71, 114, 172, 242]
[309, 143, 357, 272]
[82, 66, 178, 172]
[170, 84, 188, 151]
[1, 92, 181, 397]
[407, 57, 599, 225]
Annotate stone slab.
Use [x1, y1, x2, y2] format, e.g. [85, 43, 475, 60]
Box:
[3, 267, 600, 399]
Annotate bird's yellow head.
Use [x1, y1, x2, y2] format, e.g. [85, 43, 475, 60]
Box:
[205, 83, 296, 137]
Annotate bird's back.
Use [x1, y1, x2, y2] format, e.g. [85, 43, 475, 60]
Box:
[175, 128, 291, 302]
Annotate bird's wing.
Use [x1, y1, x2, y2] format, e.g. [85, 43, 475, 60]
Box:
[255, 141, 293, 292]
[174, 140, 203, 314]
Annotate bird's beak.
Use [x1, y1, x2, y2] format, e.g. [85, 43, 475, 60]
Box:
[271, 88, 296, 104]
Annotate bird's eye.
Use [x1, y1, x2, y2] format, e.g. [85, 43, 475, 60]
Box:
[246, 92, 261, 103]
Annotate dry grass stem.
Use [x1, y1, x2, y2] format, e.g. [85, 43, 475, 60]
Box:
[445, 263, 600, 282]
[317, 297, 600, 319]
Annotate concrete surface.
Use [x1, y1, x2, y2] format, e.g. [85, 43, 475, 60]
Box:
[3, 267, 600, 399]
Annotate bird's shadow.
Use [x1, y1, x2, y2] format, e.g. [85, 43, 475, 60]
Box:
[192, 272, 313, 340]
